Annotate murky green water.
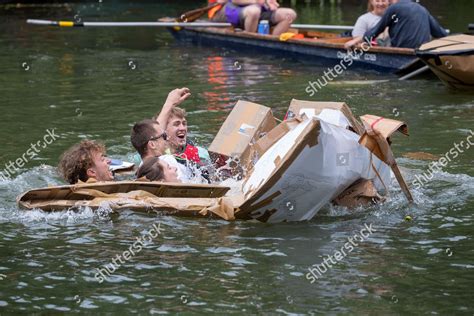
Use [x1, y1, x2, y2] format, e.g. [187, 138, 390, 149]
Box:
[1, 1, 473, 314]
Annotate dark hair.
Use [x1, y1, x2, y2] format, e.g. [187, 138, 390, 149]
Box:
[368, 0, 374, 12]
[131, 119, 159, 158]
[58, 140, 106, 184]
[136, 157, 165, 181]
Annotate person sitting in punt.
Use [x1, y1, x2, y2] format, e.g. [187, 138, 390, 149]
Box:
[58, 140, 114, 184]
[209, 0, 297, 36]
[136, 156, 180, 183]
[347, 0, 390, 47]
[345, 0, 447, 49]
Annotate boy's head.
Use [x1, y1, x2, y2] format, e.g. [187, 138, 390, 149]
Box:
[58, 140, 113, 184]
[166, 107, 188, 151]
[131, 119, 168, 159]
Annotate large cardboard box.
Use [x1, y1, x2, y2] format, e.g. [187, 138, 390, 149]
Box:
[209, 100, 277, 166]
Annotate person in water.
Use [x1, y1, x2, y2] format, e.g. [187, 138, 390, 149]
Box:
[130, 87, 191, 164]
[58, 140, 114, 184]
[209, 0, 297, 36]
[349, 0, 390, 47]
[136, 156, 180, 182]
[131, 118, 207, 183]
[345, 0, 447, 49]
[131, 119, 169, 163]
[158, 107, 211, 165]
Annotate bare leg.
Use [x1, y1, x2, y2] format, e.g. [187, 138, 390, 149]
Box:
[241, 5, 261, 33]
[271, 8, 297, 36]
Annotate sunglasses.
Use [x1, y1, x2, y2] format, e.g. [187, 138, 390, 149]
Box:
[149, 132, 168, 142]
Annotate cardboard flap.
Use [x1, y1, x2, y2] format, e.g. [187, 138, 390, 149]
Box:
[208, 100, 277, 164]
[360, 115, 409, 138]
[287, 99, 365, 135]
[251, 118, 300, 158]
[358, 116, 414, 204]
[333, 179, 383, 208]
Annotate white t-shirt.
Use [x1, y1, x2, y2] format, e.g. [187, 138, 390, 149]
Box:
[352, 12, 381, 37]
[159, 155, 207, 184]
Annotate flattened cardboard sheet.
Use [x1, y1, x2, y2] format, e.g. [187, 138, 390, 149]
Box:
[17, 181, 230, 205]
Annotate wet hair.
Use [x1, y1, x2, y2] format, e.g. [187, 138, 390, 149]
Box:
[58, 140, 105, 184]
[168, 107, 186, 121]
[136, 157, 165, 181]
[153, 107, 187, 122]
[131, 119, 160, 158]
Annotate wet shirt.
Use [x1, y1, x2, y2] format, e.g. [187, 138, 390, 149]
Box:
[363, 0, 447, 48]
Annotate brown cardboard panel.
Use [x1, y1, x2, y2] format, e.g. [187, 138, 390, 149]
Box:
[288, 99, 365, 135]
[17, 181, 230, 205]
[360, 115, 408, 138]
[332, 179, 383, 208]
[358, 125, 414, 203]
[252, 120, 292, 158]
[359, 133, 386, 163]
[208, 100, 277, 162]
[19, 195, 236, 220]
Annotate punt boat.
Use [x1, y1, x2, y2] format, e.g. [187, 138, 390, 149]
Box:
[168, 25, 421, 74]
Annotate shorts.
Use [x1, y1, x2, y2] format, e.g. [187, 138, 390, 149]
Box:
[218, 3, 276, 29]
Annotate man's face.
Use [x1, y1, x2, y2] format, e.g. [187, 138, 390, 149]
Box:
[166, 115, 188, 150]
[88, 151, 114, 181]
[148, 125, 169, 156]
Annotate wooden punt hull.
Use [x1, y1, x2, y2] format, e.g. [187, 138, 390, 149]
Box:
[168, 27, 418, 73]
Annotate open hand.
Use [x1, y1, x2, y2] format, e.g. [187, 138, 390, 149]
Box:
[344, 36, 362, 50]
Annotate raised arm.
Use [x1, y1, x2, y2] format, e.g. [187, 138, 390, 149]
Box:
[155, 88, 191, 129]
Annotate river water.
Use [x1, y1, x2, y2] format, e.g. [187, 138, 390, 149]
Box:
[0, 1, 473, 314]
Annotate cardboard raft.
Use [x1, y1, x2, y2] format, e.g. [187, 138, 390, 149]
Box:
[17, 99, 412, 223]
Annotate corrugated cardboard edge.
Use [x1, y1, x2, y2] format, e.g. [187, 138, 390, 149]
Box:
[235, 119, 321, 220]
